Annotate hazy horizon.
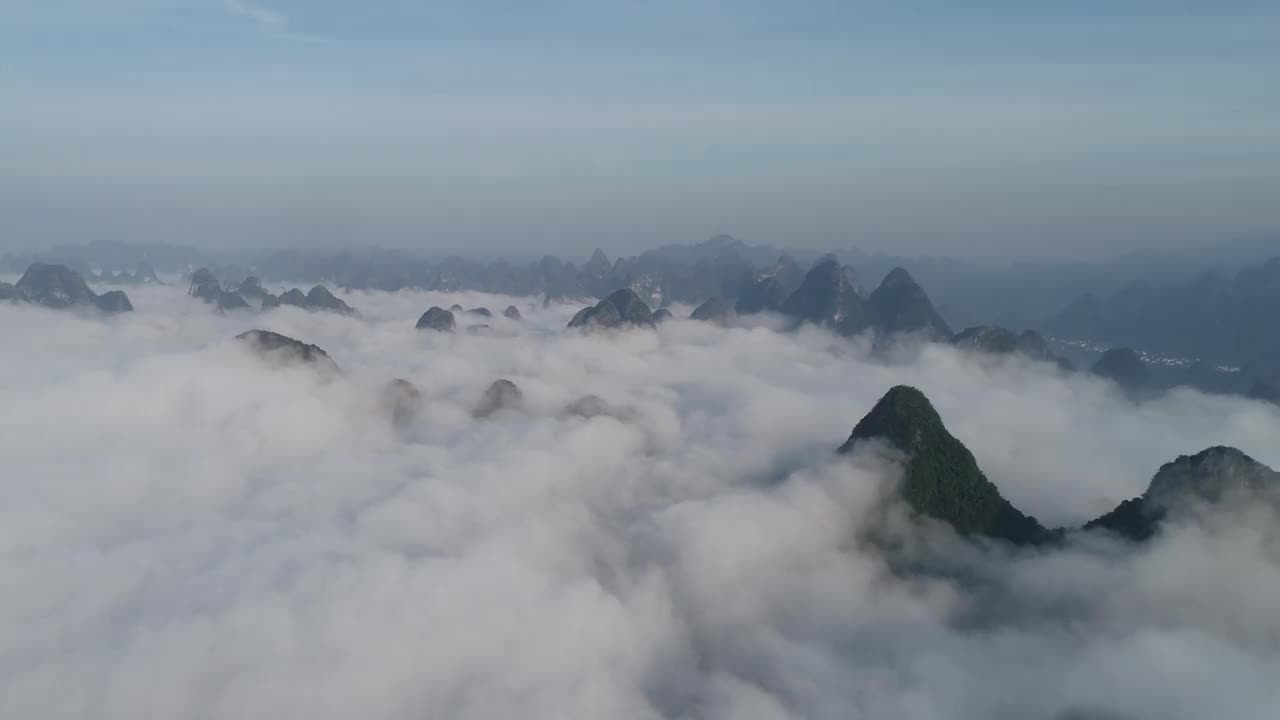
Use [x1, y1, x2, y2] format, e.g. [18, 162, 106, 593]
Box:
[3, 231, 1278, 272]
[4, 1, 1279, 260]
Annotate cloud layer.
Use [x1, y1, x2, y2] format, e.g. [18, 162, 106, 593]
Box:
[2, 284, 1279, 719]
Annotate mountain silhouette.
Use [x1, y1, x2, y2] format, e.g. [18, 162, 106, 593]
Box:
[839, 385, 1047, 545]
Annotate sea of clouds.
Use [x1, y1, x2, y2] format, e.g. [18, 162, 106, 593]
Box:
[2, 282, 1279, 719]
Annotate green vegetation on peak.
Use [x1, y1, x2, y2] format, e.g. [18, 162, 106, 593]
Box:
[1084, 446, 1279, 541]
[839, 385, 1047, 545]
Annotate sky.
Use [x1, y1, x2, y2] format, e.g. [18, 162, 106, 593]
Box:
[2, 1, 1279, 258]
[3, 282, 1280, 718]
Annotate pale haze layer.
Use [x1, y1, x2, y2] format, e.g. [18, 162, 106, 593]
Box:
[3, 1, 1279, 257]
[2, 284, 1280, 718]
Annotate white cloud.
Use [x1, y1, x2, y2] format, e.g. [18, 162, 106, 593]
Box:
[1, 283, 1278, 718]
[222, 0, 322, 43]
[224, 0, 285, 29]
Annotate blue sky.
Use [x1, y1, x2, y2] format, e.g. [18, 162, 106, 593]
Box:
[2, 1, 1278, 258]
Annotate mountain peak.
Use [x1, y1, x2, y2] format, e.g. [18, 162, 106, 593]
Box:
[382, 379, 422, 427]
[866, 268, 952, 339]
[1084, 446, 1279, 541]
[234, 330, 339, 374]
[188, 268, 248, 311]
[416, 306, 456, 332]
[810, 254, 840, 275]
[567, 288, 655, 330]
[840, 386, 943, 453]
[584, 248, 612, 276]
[304, 285, 358, 315]
[880, 266, 916, 287]
[14, 263, 133, 313]
[690, 297, 736, 325]
[1091, 348, 1152, 390]
[703, 234, 740, 248]
[238, 276, 266, 299]
[1145, 446, 1279, 512]
[474, 379, 524, 418]
[780, 255, 869, 334]
[950, 325, 1064, 365]
[840, 385, 1046, 545]
[17, 263, 96, 308]
[188, 268, 219, 298]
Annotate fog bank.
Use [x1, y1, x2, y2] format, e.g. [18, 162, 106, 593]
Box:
[2, 285, 1278, 719]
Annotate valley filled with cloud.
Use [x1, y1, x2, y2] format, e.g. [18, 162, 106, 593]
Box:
[2, 284, 1279, 719]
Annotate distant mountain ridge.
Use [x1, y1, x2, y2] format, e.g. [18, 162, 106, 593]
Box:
[1046, 256, 1280, 368]
[950, 326, 1067, 367]
[560, 257, 958, 340]
[777, 258, 951, 339]
[188, 268, 357, 315]
[257, 235, 789, 307]
[3, 263, 134, 314]
[8, 235, 1277, 386]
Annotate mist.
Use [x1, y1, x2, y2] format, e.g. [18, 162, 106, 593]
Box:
[2, 283, 1278, 719]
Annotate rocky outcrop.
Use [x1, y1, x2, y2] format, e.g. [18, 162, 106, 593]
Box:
[305, 286, 357, 315]
[690, 297, 736, 326]
[12, 263, 134, 313]
[234, 330, 339, 374]
[94, 261, 160, 285]
[416, 307, 456, 332]
[237, 276, 267, 300]
[382, 378, 423, 426]
[215, 291, 250, 310]
[562, 394, 635, 422]
[94, 290, 135, 313]
[132, 261, 160, 284]
[951, 325, 1066, 366]
[97, 261, 160, 285]
[262, 288, 307, 309]
[735, 255, 805, 315]
[584, 248, 612, 280]
[503, 305, 523, 320]
[261, 285, 356, 315]
[189, 268, 221, 302]
[735, 275, 791, 315]
[1091, 348, 1152, 391]
[17, 263, 100, 308]
[567, 289, 656, 330]
[189, 268, 249, 310]
[474, 379, 524, 418]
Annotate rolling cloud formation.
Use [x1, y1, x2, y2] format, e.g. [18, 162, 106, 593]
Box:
[2, 284, 1279, 719]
